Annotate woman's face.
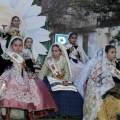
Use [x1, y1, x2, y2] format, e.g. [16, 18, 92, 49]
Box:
[24, 38, 33, 49]
[69, 34, 77, 45]
[11, 17, 20, 28]
[52, 46, 61, 59]
[106, 48, 116, 61]
[11, 40, 23, 54]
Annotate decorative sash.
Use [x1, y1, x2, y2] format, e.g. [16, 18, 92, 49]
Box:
[47, 57, 64, 80]
[65, 43, 79, 59]
[91, 65, 103, 79]
[6, 51, 25, 68]
[109, 65, 120, 79]
[6, 51, 24, 63]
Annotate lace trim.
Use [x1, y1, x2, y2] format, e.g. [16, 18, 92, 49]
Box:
[0, 69, 40, 106]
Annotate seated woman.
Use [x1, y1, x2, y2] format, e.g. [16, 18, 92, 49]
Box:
[23, 37, 42, 73]
[0, 36, 57, 120]
[38, 42, 83, 118]
[81, 45, 120, 120]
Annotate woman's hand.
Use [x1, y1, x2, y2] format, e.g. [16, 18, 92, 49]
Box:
[38, 64, 42, 68]
[75, 51, 80, 59]
[62, 80, 69, 86]
[32, 58, 35, 63]
[27, 72, 33, 79]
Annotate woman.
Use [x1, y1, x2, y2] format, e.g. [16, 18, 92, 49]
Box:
[0, 16, 25, 54]
[82, 45, 120, 120]
[38, 42, 83, 118]
[75, 48, 103, 98]
[65, 32, 89, 83]
[0, 36, 57, 120]
[23, 37, 42, 73]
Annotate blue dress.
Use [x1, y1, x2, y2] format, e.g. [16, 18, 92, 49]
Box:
[43, 77, 83, 118]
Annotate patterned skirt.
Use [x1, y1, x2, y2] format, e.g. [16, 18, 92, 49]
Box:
[0, 69, 57, 118]
[43, 77, 83, 117]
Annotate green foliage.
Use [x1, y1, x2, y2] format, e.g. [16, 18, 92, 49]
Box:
[75, 0, 120, 23]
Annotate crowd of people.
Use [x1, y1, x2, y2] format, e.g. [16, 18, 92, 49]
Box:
[0, 16, 120, 120]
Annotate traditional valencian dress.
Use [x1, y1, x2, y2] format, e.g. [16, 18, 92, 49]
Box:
[38, 42, 83, 117]
[65, 35, 89, 83]
[23, 37, 42, 73]
[75, 48, 103, 98]
[0, 17, 25, 54]
[0, 36, 57, 119]
[80, 46, 120, 120]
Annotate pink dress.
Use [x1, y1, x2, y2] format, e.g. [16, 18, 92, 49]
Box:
[0, 58, 57, 118]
